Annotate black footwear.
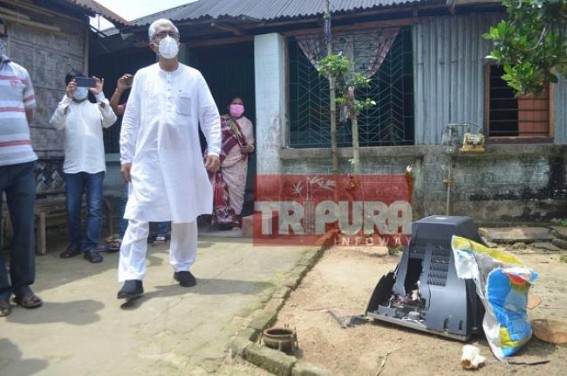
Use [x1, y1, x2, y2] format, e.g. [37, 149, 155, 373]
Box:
[60, 244, 81, 259]
[174, 271, 197, 287]
[117, 280, 143, 299]
[84, 248, 103, 263]
[0, 299, 11, 317]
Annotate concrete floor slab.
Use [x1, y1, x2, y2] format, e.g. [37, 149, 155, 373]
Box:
[1, 237, 311, 375]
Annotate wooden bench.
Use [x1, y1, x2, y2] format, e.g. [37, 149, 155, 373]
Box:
[2, 195, 114, 255]
[34, 195, 67, 255]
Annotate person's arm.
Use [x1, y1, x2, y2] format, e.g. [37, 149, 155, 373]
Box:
[22, 69, 36, 125]
[241, 117, 255, 153]
[25, 108, 33, 125]
[96, 92, 117, 128]
[120, 73, 141, 181]
[110, 74, 133, 116]
[110, 88, 126, 116]
[198, 74, 221, 157]
[197, 73, 221, 172]
[48, 95, 73, 130]
[89, 76, 117, 128]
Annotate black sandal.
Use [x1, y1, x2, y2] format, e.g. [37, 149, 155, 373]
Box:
[13, 294, 43, 309]
[0, 300, 11, 317]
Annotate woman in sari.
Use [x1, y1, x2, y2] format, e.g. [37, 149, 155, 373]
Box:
[210, 97, 254, 229]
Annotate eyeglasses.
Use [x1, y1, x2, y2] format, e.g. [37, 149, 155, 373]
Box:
[154, 31, 179, 40]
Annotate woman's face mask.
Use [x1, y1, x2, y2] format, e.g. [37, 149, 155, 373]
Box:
[229, 104, 244, 118]
[73, 87, 88, 101]
[158, 36, 179, 59]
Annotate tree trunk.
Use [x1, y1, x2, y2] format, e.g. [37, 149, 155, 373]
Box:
[352, 114, 360, 174]
[330, 79, 338, 176]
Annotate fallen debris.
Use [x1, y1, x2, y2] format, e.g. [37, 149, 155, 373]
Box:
[527, 294, 542, 310]
[460, 344, 486, 370]
[507, 355, 550, 365]
[327, 310, 351, 328]
[326, 310, 367, 328]
[532, 319, 567, 344]
[374, 348, 398, 376]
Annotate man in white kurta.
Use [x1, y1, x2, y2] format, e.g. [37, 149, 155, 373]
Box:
[117, 18, 221, 299]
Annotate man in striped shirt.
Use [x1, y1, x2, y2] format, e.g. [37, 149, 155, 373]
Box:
[0, 17, 42, 317]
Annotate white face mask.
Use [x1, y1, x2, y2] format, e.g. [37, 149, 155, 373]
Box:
[158, 36, 179, 59]
[73, 87, 88, 101]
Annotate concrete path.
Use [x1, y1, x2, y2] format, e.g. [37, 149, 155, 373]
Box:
[1, 236, 311, 375]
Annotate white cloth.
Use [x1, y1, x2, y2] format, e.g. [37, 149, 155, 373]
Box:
[49, 93, 117, 173]
[120, 63, 221, 223]
[118, 220, 197, 281]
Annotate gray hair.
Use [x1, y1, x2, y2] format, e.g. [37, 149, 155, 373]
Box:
[148, 18, 179, 41]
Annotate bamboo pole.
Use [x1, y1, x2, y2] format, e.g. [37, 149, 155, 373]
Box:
[0, 13, 60, 33]
[324, 0, 338, 177]
[0, 6, 30, 20]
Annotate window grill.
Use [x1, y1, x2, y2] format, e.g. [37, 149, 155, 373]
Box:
[487, 65, 551, 138]
[288, 27, 415, 148]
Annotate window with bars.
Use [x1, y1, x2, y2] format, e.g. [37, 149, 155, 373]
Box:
[288, 27, 414, 148]
[485, 65, 552, 140]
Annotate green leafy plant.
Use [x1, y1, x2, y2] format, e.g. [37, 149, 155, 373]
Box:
[483, 0, 567, 95]
[388, 247, 401, 256]
[318, 53, 376, 174]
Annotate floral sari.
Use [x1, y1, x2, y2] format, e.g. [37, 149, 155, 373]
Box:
[209, 115, 250, 228]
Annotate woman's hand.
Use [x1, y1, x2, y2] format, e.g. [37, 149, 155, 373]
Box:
[117, 74, 133, 91]
[241, 144, 255, 153]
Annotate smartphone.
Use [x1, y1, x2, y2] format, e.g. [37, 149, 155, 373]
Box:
[75, 77, 96, 88]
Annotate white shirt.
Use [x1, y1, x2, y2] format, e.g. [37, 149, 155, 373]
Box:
[49, 93, 117, 174]
[120, 63, 221, 223]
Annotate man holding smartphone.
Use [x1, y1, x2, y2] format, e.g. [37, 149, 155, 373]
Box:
[49, 70, 117, 263]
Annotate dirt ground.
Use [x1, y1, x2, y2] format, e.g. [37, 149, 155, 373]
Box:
[275, 244, 567, 376]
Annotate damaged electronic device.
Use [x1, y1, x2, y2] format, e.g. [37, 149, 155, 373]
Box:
[366, 215, 485, 341]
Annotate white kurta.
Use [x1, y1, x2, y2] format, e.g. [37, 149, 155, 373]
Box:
[120, 63, 221, 223]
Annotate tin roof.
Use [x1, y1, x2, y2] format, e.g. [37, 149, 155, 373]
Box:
[61, 0, 130, 25]
[133, 0, 443, 26]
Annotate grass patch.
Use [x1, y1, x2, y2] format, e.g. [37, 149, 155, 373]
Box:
[388, 247, 401, 256]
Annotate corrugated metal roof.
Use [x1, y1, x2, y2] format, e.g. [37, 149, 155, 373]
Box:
[61, 0, 130, 25]
[134, 0, 443, 26]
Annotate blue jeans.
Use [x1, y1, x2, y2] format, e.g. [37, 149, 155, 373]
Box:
[156, 222, 169, 238]
[65, 171, 104, 251]
[0, 161, 36, 301]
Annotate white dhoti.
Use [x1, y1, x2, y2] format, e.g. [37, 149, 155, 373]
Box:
[118, 220, 198, 281]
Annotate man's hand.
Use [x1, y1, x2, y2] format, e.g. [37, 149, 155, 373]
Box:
[90, 76, 104, 95]
[205, 155, 220, 172]
[121, 163, 132, 183]
[65, 80, 77, 98]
